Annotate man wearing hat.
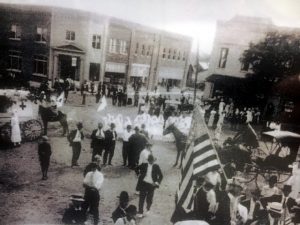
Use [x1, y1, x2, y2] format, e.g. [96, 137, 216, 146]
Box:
[112, 191, 129, 223]
[136, 154, 163, 218]
[103, 123, 117, 166]
[62, 194, 86, 224]
[121, 125, 134, 166]
[128, 126, 147, 169]
[115, 205, 137, 225]
[90, 122, 106, 161]
[38, 136, 52, 180]
[226, 177, 245, 225]
[261, 184, 299, 225]
[68, 122, 84, 167]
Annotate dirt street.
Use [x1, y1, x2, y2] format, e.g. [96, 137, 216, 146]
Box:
[0, 94, 182, 225]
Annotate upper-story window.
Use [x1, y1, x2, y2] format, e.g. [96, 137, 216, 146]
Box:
[241, 62, 249, 71]
[135, 43, 139, 54]
[182, 51, 186, 61]
[92, 35, 101, 49]
[173, 50, 177, 60]
[36, 27, 47, 42]
[9, 24, 21, 40]
[168, 49, 172, 59]
[177, 51, 181, 60]
[141, 45, 145, 55]
[109, 38, 117, 53]
[119, 40, 128, 54]
[66, 30, 75, 41]
[162, 48, 166, 58]
[8, 50, 22, 71]
[147, 45, 152, 56]
[33, 55, 47, 76]
[218, 48, 229, 68]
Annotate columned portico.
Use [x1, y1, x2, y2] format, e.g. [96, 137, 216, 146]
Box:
[51, 44, 85, 82]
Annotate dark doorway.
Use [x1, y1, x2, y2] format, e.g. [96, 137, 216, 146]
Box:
[89, 63, 100, 81]
[59, 55, 79, 81]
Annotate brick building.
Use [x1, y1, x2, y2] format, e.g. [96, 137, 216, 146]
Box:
[0, 3, 192, 90]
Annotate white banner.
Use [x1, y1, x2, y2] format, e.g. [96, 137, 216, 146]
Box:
[105, 62, 126, 73]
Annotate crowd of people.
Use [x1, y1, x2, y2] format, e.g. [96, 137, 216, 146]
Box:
[35, 119, 164, 225]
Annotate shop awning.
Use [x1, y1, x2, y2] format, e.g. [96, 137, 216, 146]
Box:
[158, 67, 184, 80]
[105, 62, 126, 73]
[131, 63, 150, 77]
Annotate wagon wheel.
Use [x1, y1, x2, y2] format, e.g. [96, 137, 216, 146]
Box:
[276, 170, 292, 184]
[0, 122, 11, 140]
[242, 163, 258, 184]
[22, 119, 43, 141]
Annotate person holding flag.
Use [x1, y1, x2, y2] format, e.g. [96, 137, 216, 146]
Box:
[170, 104, 225, 224]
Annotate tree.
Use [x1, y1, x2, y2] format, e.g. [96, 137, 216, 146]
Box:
[240, 31, 300, 97]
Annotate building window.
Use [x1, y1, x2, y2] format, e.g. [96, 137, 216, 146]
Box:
[92, 35, 101, 49]
[218, 48, 229, 68]
[119, 40, 128, 54]
[141, 45, 145, 55]
[109, 38, 117, 53]
[173, 50, 177, 60]
[36, 27, 47, 42]
[241, 62, 249, 71]
[66, 30, 75, 41]
[135, 43, 139, 54]
[147, 46, 152, 56]
[182, 51, 186, 61]
[8, 50, 22, 71]
[9, 24, 21, 39]
[168, 49, 172, 59]
[178, 51, 181, 60]
[162, 48, 166, 58]
[33, 55, 47, 75]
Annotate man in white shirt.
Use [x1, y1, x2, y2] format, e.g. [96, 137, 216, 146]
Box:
[139, 142, 152, 165]
[68, 122, 84, 167]
[83, 162, 104, 225]
[122, 125, 133, 166]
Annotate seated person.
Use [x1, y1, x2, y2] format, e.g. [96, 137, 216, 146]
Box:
[62, 194, 86, 225]
[114, 205, 137, 225]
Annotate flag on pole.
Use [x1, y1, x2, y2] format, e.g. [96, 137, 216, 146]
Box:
[56, 92, 64, 108]
[176, 105, 222, 212]
[97, 96, 107, 112]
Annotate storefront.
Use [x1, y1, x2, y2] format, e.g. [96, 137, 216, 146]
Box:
[130, 63, 150, 88]
[104, 62, 126, 85]
[158, 67, 184, 88]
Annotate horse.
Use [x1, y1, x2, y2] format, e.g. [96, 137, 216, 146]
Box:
[163, 123, 187, 167]
[38, 105, 69, 136]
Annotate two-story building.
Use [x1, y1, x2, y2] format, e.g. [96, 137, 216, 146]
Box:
[204, 16, 274, 98]
[0, 3, 192, 90]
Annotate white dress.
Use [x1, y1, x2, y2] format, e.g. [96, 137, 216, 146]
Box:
[208, 110, 216, 128]
[11, 115, 21, 143]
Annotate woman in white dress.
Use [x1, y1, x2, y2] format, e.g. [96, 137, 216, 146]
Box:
[11, 111, 21, 147]
[207, 108, 216, 128]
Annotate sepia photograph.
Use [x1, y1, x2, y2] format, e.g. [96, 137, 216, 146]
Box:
[0, 0, 300, 224]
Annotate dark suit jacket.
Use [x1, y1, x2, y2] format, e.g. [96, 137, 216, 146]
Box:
[38, 142, 52, 161]
[105, 129, 117, 148]
[68, 129, 84, 145]
[135, 163, 163, 191]
[91, 129, 105, 149]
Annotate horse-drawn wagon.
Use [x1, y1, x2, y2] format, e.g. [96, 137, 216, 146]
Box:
[0, 89, 43, 143]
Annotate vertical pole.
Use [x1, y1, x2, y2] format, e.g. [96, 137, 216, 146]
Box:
[193, 40, 199, 105]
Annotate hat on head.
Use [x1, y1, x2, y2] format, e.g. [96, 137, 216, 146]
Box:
[42, 135, 49, 141]
[77, 122, 83, 128]
[70, 194, 84, 202]
[267, 202, 283, 215]
[118, 191, 129, 202]
[204, 171, 221, 186]
[134, 126, 139, 131]
[94, 154, 101, 160]
[283, 184, 292, 192]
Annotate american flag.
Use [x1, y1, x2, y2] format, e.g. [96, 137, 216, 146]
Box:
[176, 105, 221, 211]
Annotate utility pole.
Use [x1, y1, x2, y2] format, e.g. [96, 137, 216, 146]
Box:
[193, 40, 199, 105]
